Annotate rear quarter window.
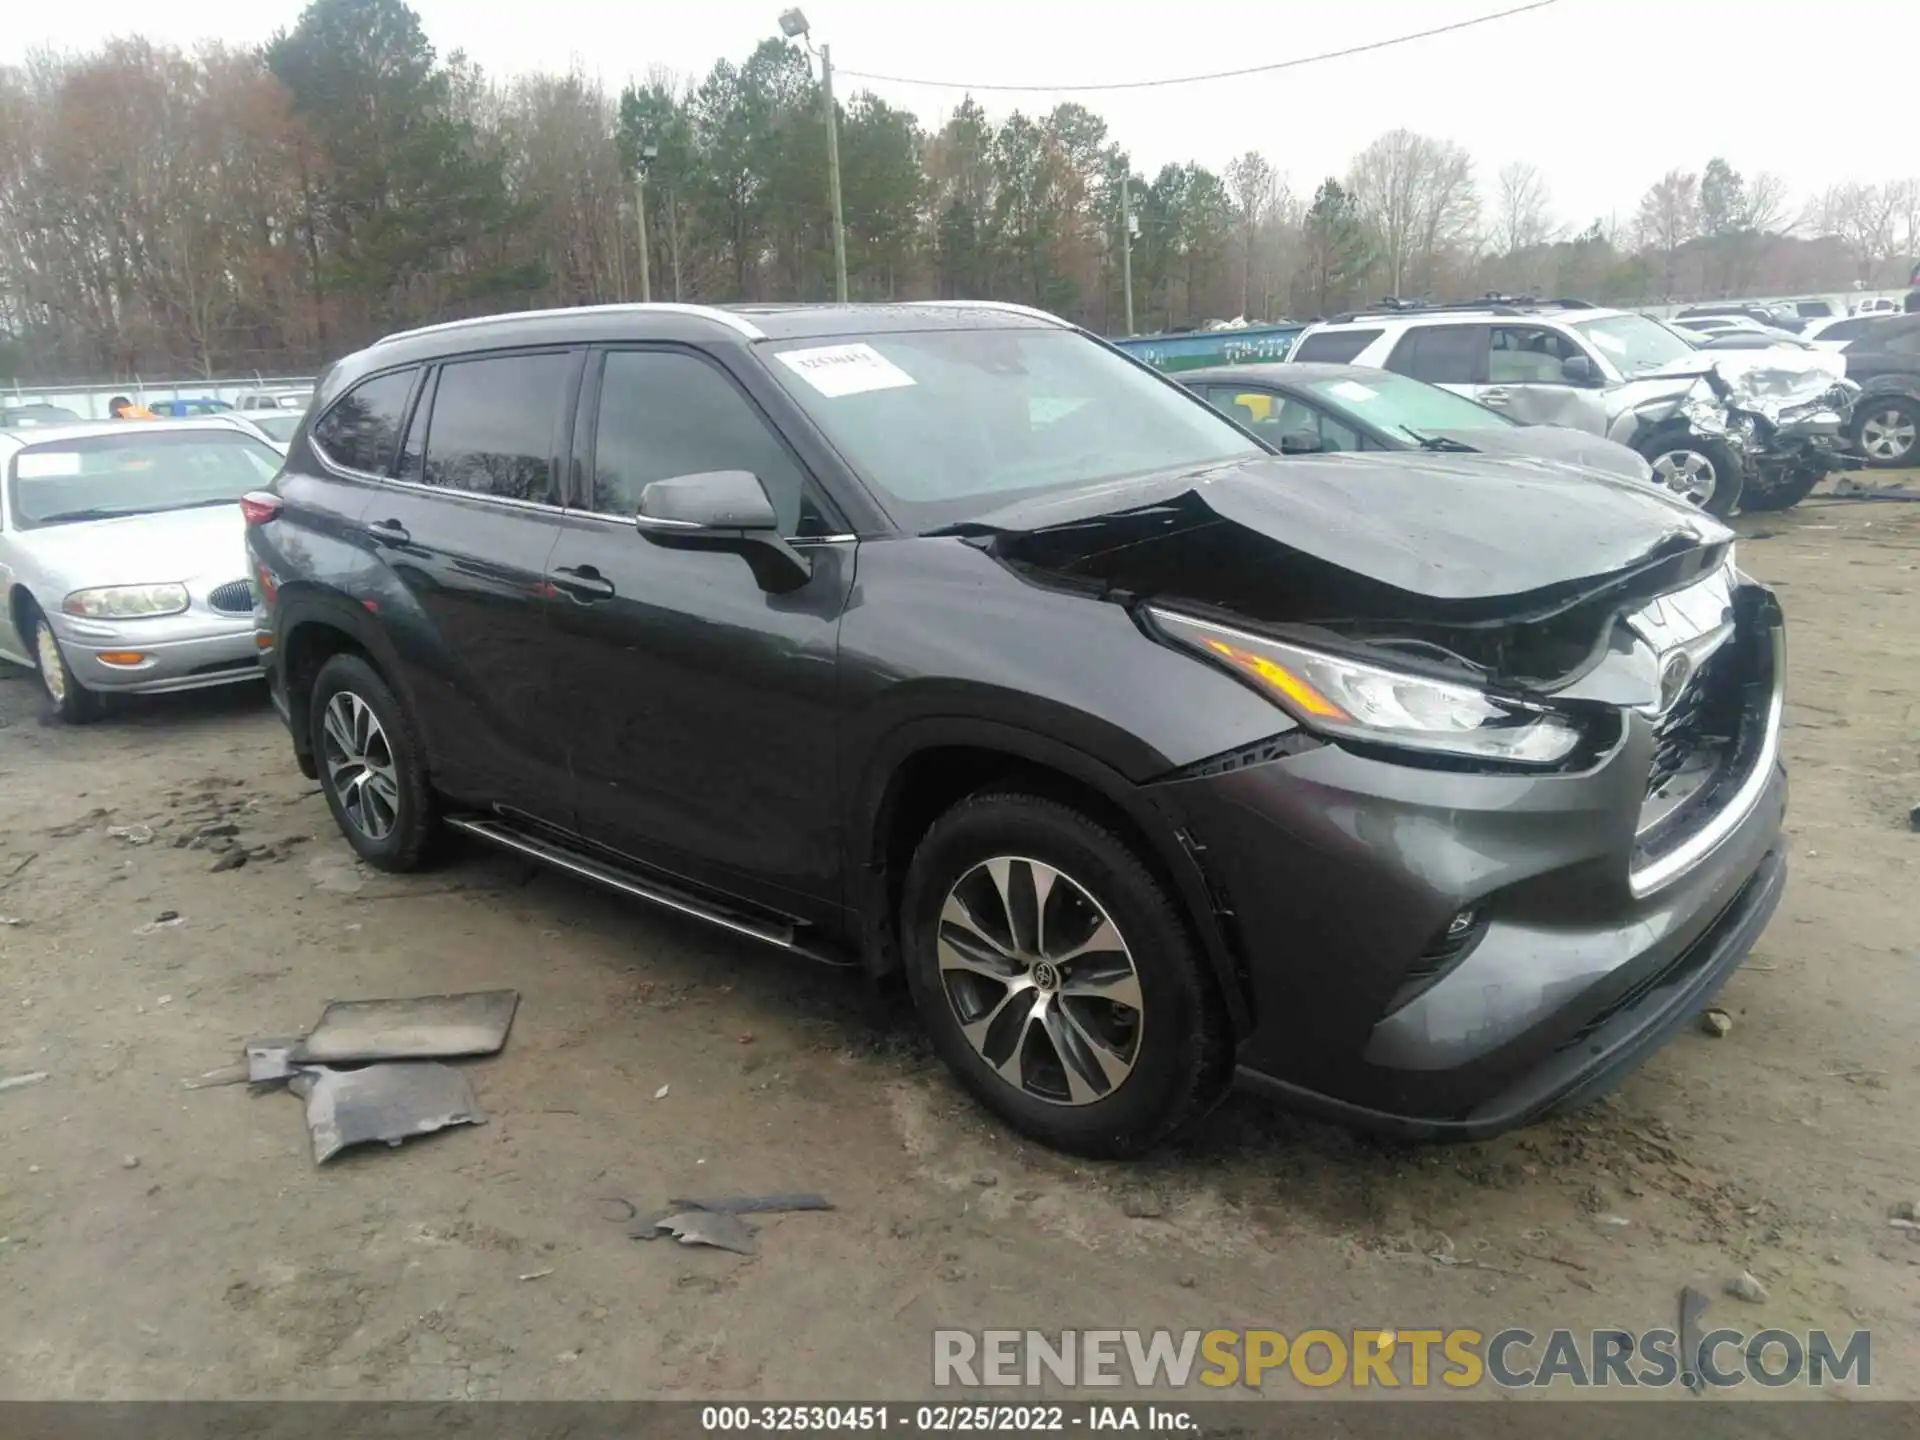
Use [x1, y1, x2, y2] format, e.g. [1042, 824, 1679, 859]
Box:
[311, 368, 418, 476]
[1292, 329, 1384, 364]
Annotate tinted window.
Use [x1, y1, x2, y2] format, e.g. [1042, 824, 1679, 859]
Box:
[1386, 325, 1486, 385]
[1795, 301, 1835, 318]
[590, 350, 822, 534]
[312, 368, 416, 475]
[1292, 328, 1383, 364]
[421, 353, 570, 504]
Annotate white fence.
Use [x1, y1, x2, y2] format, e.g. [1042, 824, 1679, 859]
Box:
[4, 375, 319, 420]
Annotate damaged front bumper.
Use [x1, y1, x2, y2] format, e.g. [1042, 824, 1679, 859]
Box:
[1145, 579, 1788, 1139]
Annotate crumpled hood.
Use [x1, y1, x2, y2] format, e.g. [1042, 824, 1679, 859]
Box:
[1621, 348, 1851, 424]
[1424, 424, 1653, 485]
[960, 453, 1728, 604]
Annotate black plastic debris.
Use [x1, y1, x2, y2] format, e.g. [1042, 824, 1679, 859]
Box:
[289, 1063, 487, 1164]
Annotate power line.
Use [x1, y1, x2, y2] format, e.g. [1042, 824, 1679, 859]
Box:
[835, 0, 1562, 93]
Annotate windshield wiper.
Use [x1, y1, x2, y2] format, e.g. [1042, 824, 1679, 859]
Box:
[1398, 426, 1476, 452]
[154, 498, 246, 512]
[33, 507, 150, 524]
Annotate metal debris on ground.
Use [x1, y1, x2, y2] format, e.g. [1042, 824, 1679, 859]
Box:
[107, 824, 154, 845]
[655, 1208, 759, 1255]
[289, 989, 520, 1064]
[1699, 1008, 1733, 1038]
[0, 1071, 50, 1093]
[627, 1193, 834, 1242]
[289, 1062, 487, 1165]
[653, 1083, 670, 1099]
[518, 1268, 554, 1281]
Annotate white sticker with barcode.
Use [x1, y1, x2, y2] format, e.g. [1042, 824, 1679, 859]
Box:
[775, 343, 918, 398]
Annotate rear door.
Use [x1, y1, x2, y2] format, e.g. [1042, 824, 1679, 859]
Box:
[354, 348, 582, 825]
[541, 345, 855, 915]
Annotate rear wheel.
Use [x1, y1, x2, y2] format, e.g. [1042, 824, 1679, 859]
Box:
[1640, 434, 1745, 518]
[309, 653, 438, 871]
[1854, 398, 1919, 468]
[899, 792, 1231, 1158]
[29, 607, 103, 724]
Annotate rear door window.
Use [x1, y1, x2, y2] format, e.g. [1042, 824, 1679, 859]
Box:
[1385, 325, 1488, 386]
[311, 368, 418, 476]
[419, 352, 572, 505]
[1292, 328, 1383, 364]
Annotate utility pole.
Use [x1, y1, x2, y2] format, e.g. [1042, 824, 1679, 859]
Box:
[780, 9, 848, 303]
[821, 43, 849, 302]
[1120, 175, 1136, 337]
[635, 142, 658, 304]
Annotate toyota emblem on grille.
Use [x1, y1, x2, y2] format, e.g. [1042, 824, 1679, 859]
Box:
[1658, 651, 1695, 714]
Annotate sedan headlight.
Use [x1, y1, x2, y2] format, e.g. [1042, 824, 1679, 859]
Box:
[1152, 609, 1583, 767]
[62, 583, 190, 619]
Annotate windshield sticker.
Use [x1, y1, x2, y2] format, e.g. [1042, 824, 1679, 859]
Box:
[15, 451, 81, 478]
[1326, 380, 1379, 403]
[776, 343, 918, 398]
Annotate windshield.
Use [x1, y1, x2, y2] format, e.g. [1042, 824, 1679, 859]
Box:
[762, 328, 1262, 529]
[1299, 370, 1516, 432]
[8, 429, 283, 528]
[1572, 313, 1699, 376]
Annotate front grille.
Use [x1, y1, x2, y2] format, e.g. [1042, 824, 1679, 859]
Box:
[208, 580, 254, 615]
[1645, 642, 1740, 800]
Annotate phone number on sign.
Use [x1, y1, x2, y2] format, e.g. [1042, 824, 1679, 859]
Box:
[700, 1405, 1071, 1432]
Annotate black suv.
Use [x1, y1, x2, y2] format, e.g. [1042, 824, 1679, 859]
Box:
[245, 301, 1788, 1157]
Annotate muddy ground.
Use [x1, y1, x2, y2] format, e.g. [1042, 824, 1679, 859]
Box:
[2, 491, 1918, 1402]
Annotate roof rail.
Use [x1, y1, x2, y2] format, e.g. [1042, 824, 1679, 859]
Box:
[1326, 293, 1600, 323]
[375, 302, 765, 346]
[920, 300, 1070, 328]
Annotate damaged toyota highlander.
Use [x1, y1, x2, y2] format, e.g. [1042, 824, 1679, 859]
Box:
[246, 301, 1788, 1158]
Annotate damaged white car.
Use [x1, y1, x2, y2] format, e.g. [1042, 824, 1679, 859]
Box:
[1288, 300, 1860, 517]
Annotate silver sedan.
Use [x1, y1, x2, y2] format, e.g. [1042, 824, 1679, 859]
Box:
[0, 419, 283, 721]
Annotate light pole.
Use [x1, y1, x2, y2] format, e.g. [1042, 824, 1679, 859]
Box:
[635, 141, 658, 304]
[1120, 176, 1137, 336]
[779, 7, 848, 303]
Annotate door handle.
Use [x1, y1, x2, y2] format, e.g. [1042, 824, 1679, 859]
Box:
[550, 564, 616, 601]
[366, 518, 411, 545]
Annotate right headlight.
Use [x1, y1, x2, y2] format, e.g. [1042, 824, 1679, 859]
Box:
[1151, 609, 1583, 767]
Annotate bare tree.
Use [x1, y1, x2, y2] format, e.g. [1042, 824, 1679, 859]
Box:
[1815, 182, 1899, 279]
[1225, 150, 1277, 317]
[1493, 161, 1555, 256]
[1348, 129, 1478, 298]
[1635, 170, 1699, 292]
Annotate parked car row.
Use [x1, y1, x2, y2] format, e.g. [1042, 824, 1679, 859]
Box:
[1, 299, 1793, 1162]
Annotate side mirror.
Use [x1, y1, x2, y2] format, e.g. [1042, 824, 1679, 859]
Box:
[636, 469, 779, 532]
[1278, 429, 1324, 455]
[633, 469, 810, 592]
[1560, 354, 1600, 386]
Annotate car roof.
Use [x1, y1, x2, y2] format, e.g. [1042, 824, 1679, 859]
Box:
[0, 416, 275, 450]
[1307, 302, 1625, 329]
[1179, 361, 1378, 386]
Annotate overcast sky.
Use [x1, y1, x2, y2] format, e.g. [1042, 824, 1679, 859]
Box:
[4, 0, 1905, 228]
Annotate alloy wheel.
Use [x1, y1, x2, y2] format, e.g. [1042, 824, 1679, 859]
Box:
[1859, 407, 1917, 464]
[1651, 448, 1719, 506]
[320, 691, 402, 841]
[935, 856, 1144, 1106]
[34, 620, 68, 706]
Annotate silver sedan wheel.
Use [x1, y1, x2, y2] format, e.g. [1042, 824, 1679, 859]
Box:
[1651, 448, 1720, 506]
[34, 619, 69, 705]
[1859, 407, 1917, 464]
[319, 691, 402, 841]
[935, 856, 1144, 1107]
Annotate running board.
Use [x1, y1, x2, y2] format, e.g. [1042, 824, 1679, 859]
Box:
[444, 815, 854, 967]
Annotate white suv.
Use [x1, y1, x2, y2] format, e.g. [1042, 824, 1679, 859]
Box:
[1289, 300, 1764, 514]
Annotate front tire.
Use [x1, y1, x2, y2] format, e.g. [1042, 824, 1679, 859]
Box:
[1853, 397, 1919, 469]
[29, 608, 103, 724]
[308, 653, 438, 872]
[1639, 434, 1745, 518]
[900, 792, 1231, 1158]
[1739, 462, 1826, 514]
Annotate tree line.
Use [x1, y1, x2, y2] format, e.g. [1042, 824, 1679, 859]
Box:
[2, 0, 1915, 383]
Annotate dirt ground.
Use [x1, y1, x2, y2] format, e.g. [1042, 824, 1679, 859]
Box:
[2, 488, 1919, 1403]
